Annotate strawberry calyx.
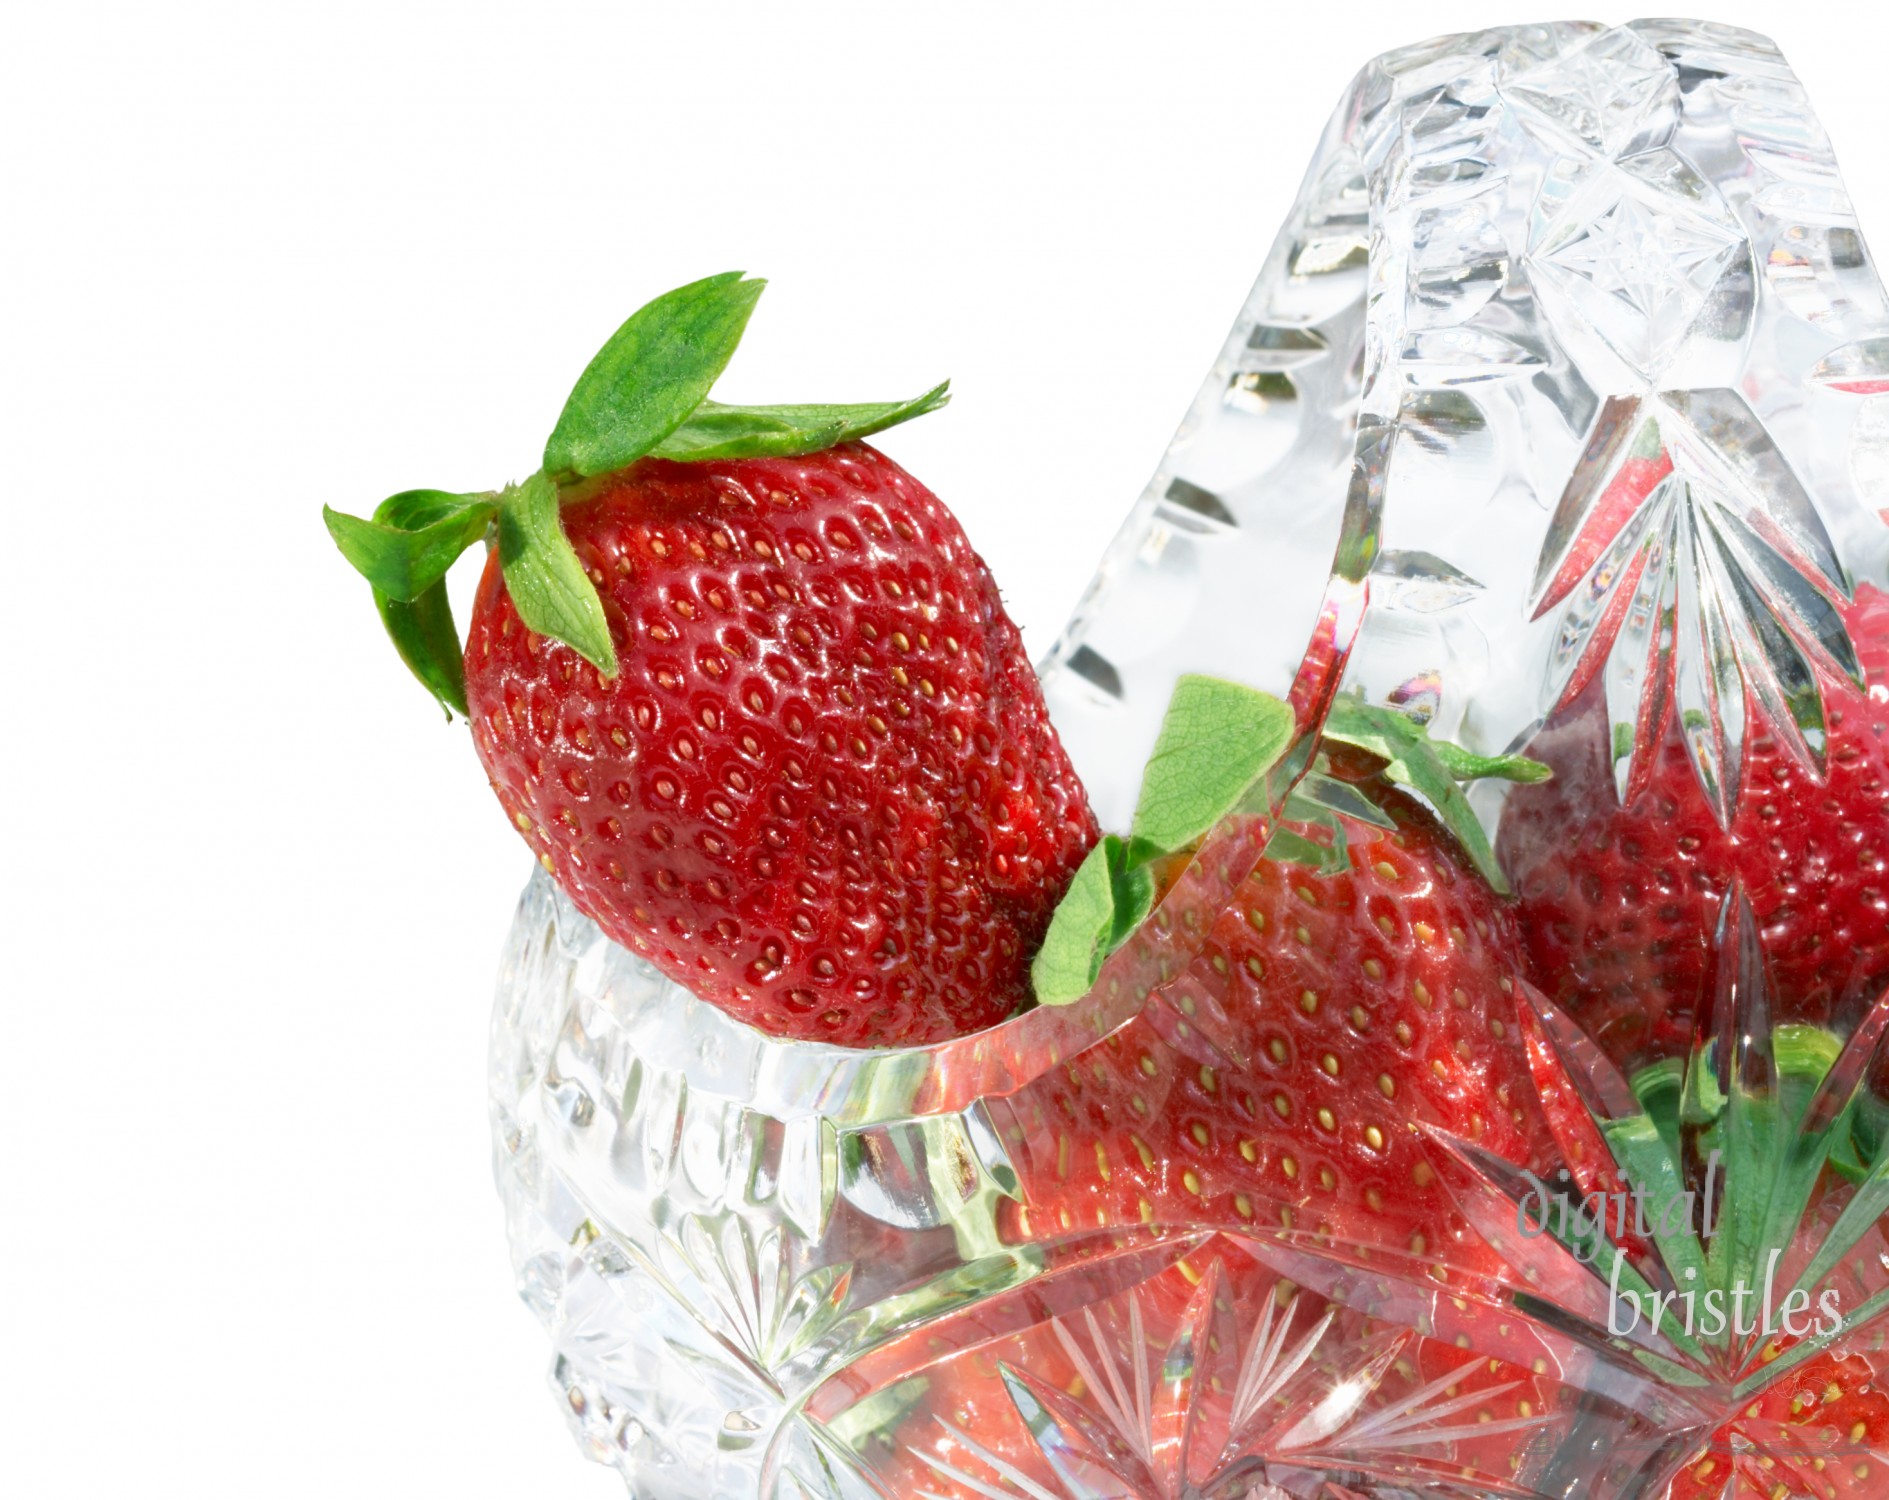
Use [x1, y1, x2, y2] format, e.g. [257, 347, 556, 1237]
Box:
[1570, 1016, 1889, 1379]
[1032, 682, 1548, 1006]
[1631, 1023, 1889, 1188]
[1316, 696, 1548, 894]
[1031, 676, 1297, 1004]
[323, 272, 949, 716]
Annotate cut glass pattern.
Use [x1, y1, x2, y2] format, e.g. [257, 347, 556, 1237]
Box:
[1531, 163, 1745, 378]
[488, 18, 1889, 1498]
[1528, 387, 1861, 816]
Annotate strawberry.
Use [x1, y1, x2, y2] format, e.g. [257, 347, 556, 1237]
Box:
[1664, 1349, 1889, 1500]
[326, 273, 1096, 1046]
[1004, 714, 1560, 1294]
[464, 447, 1096, 1044]
[1495, 583, 1889, 1075]
[784, 687, 1588, 1492]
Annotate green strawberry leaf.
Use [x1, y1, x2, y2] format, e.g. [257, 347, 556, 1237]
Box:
[1108, 847, 1158, 949]
[1129, 676, 1295, 863]
[1832, 1089, 1889, 1184]
[1292, 766, 1397, 830]
[1032, 836, 1155, 1006]
[1789, 1145, 1889, 1328]
[1630, 1055, 1687, 1164]
[323, 490, 496, 602]
[1036, 676, 1295, 1005]
[496, 471, 618, 674]
[1630, 412, 1665, 462]
[1268, 787, 1358, 875]
[1602, 1112, 1711, 1294]
[1579, 1123, 1710, 1361]
[327, 489, 489, 715]
[1597, 1020, 1879, 1383]
[651, 383, 951, 461]
[1265, 817, 1349, 875]
[330, 273, 966, 706]
[544, 271, 765, 480]
[1320, 697, 1547, 895]
[1776, 1021, 1845, 1099]
[376, 579, 468, 718]
[1429, 740, 1554, 784]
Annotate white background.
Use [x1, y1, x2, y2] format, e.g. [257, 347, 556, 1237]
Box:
[3, 2, 1885, 1493]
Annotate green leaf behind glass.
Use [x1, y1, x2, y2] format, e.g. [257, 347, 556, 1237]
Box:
[1034, 675, 1294, 1006]
[1032, 836, 1155, 1006]
[1319, 697, 1547, 894]
[1431, 740, 1554, 784]
[1129, 676, 1295, 860]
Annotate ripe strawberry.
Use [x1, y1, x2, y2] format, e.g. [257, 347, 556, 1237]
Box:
[325, 273, 1096, 1046]
[1496, 583, 1889, 1074]
[1002, 741, 1559, 1292]
[1665, 1349, 1889, 1500]
[465, 446, 1096, 1045]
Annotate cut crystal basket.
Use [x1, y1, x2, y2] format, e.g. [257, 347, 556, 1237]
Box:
[489, 19, 1889, 1498]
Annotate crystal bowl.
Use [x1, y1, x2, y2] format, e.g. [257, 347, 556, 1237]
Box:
[491, 18, 1889, 1497]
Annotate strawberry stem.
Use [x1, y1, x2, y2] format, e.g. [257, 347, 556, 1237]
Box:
[324, 274, 949, 712]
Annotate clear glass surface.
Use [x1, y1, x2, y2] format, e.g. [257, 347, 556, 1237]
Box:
[491, 19, 1889, 1497]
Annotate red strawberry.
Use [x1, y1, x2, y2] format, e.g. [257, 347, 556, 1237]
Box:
[1496, 583, 1889, 1074]
[1662, 1349, 1889, 1500]
[1860, 584, 1889, 689]
[999, 743, 1558, 1292]
[464, 446, 1095, 1045]
[325, 273, 1096, 1046]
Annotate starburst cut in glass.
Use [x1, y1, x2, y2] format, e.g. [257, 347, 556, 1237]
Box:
[1531, 164, 1746, 378]
[1528, 387, 1861, 821]
[891, 1250, 1566, 1498]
